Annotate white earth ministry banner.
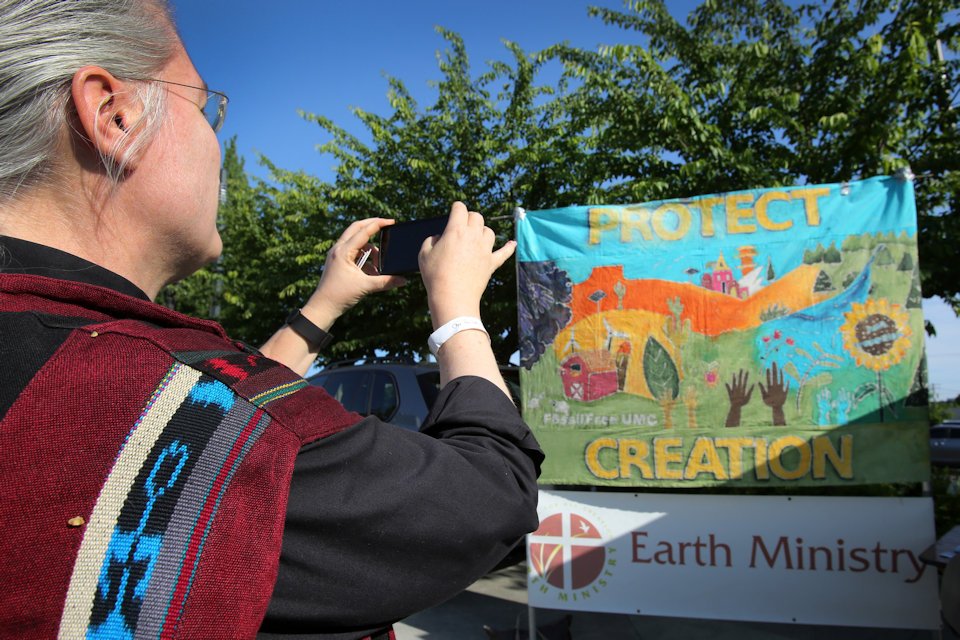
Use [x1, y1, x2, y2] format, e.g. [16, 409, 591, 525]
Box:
[527, 491, 939, 629]
[516, 176, 929, 487]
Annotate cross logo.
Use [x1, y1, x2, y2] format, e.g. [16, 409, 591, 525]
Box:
[529, 511, 607, 591]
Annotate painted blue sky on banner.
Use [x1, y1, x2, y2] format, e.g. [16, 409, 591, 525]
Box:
[518, 176, 914, 286]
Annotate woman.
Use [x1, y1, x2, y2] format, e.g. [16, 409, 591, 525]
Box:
[0, 1, 542, 638]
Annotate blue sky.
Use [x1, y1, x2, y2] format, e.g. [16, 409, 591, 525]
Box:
[170, 0, 960, 402]
[171, 0, 644, 182]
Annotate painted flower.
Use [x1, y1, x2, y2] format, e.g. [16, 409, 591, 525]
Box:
[704, 362, 720, 387]
[774, 330, 782, 339]
[786, 338, 795, 346]
[840, 298, 912, 372]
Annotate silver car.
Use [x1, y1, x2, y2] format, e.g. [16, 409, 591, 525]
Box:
[930, 422, 960, 466]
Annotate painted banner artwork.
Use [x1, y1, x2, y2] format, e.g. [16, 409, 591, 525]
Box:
[516, 176, 929, 486]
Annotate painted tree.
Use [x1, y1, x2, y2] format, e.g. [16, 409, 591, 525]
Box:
[814, 270, 835, 292]
[906, 268, 923, 308]
[518, 261, 573, 369]
[898, 251, 915, 271]
[823, 242, 842, 264]
[643, 336, 680, 428]
[803, 245, 824, 264]
[663, 296, 690, 376]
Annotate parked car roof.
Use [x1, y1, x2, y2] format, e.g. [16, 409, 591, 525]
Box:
[307, 360, 519, 431]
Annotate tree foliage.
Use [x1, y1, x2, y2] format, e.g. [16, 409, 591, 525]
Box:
[167, 31, 598, 362]
[165, 0, 959, 363]
[165, 140, 343, 349]
[552, 0, 958, 305]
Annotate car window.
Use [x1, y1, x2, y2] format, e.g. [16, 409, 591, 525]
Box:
[370, 371, 399, 421]
[317, 370, 372, 415]
[931, 427, 960, 440]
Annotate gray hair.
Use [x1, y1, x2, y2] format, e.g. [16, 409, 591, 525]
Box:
[0, 0, 178, 203]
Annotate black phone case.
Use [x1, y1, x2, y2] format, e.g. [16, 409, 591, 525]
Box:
[378, 216, 449, 275]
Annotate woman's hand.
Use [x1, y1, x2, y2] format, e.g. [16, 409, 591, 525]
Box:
[302, 217, 407, 326]
[419, 202, 515, 328]
[260, 217, 405, 376]
[419, 202, 516, 400]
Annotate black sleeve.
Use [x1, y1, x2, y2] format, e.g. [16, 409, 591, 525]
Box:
[258, 376, 544, 638]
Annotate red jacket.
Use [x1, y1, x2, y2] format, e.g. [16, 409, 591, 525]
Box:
[0, 273, 368, 638]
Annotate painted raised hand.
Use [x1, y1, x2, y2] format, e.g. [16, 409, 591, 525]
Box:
[834, 389, 853, 425]
[724, 369, 754, 428]
[816, 388, 833, 426]
[759, 361, 790, 426]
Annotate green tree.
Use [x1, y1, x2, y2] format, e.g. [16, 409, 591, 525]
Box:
[172, 32, 599, 362]
[813, 269, 835, 292]
[842, 234, 863, 251]
[898, 251, 915, 271]
[169, 0, 959, 359]
[298, 31, 604, 362]
[823, 241, 842, 263]
[165, 138, 348, 348]
[551, 0, 958, 306]
[643, 336, 680, 428]
[876, 245, 895, 266]
[803, 244, 824, 264]
[906, 267, 923, 308]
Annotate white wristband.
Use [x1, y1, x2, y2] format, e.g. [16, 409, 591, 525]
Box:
[428, 316, 488, 356]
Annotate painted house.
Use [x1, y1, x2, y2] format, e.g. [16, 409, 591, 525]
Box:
[560, 350, 619, 401]
[702, 252, 735, 294]
[701, 251, 751, 299]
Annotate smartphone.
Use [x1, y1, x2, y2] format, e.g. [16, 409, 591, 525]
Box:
[378, 216, 448, 275]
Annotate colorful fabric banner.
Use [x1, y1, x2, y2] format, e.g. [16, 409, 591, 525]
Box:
[517, 176, 928, 486]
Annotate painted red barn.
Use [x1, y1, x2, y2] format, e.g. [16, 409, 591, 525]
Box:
[560, 351, 619, 401]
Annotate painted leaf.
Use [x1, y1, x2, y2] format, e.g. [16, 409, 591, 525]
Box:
[808, 373, 833, 388]
[813, 342, 844, 362]
[854, 383, 878, 404]
[783, 362, 801, 381]
[643, 336, 679, 401]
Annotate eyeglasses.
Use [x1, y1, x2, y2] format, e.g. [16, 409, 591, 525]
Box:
[144, 78, 229, 133]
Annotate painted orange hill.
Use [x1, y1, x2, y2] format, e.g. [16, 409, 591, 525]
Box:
[570, 264, 828, 337]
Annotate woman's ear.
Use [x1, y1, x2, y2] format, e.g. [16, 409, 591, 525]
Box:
[71, 66, 144, 168]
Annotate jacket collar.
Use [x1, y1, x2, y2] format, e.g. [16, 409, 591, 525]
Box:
[0, 237, 228, 339]
[0, 235, 150, 300]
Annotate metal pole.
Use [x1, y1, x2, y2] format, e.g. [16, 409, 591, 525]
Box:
[526, 533, 537, 639]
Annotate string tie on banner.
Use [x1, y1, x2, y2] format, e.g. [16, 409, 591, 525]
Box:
[894, 167, 916, 182]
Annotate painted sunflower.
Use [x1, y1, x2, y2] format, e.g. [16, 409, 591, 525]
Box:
[840, 298, 912, 372]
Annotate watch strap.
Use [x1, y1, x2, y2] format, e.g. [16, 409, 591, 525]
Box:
[285, 309, 334, 350]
